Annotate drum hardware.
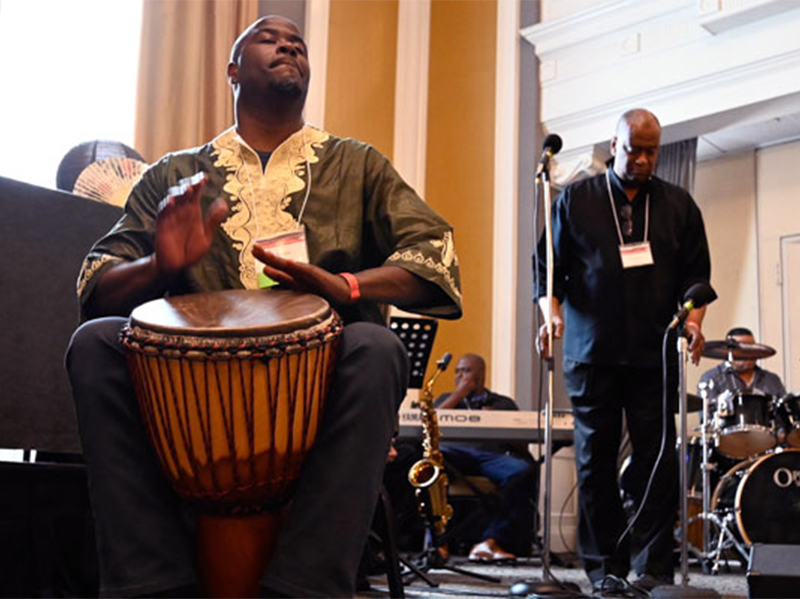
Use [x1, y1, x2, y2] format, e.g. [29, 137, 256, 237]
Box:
[682, 448, 800, 575]
[660, 316, 722, 597]
[704, 509, 750, 574]
[775, 393, 800, 448]
[680, 393, 704, 414]
[701, 339, 776, 361]
[678, 379, 752, 573]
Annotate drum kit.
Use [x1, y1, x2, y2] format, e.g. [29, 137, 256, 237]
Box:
[684, 337, 800, 572]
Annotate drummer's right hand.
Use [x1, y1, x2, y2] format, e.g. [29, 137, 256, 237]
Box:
[155, 172, 228, 276]
[537, 316, 564, 359]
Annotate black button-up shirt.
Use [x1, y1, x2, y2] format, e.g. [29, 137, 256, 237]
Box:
[535, 169, 711, 367]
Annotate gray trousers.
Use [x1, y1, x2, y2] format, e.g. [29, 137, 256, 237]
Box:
[66, 317, 407, 598]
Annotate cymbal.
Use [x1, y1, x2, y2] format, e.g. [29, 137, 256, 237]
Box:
[702, 339, 776, 360]
[675, 393, 703, 414]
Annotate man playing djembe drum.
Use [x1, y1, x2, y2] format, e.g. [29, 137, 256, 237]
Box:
[66, 15, 462, 598]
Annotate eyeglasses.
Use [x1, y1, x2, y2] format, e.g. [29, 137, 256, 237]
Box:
[619, 204, 633, 237]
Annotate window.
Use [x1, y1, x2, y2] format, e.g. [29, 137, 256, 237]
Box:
[0, 0, 143, 189]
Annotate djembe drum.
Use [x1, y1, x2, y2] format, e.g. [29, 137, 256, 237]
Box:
[121, 289, 342, 597]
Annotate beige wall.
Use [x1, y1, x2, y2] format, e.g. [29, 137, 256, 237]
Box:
[693, 152, 760, 390]
[425, 0, 497, 378]
[693, 139, 800, 392]
[324, 0, 398, 159]
[319, 0, 499, 386]
[756, 140, 800, 388]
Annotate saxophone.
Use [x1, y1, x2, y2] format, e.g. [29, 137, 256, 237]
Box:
[407, 353, 454, 537]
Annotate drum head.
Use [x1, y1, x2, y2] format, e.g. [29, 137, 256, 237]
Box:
[130, 289, 333, 337]
[736, 449, 800, 545]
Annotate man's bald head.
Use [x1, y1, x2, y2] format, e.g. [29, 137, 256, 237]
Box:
[610, 108, 662, 187]
[615, 109, 661, 138]
[227, 14, 310, 109]
[230, 15, 304, 64]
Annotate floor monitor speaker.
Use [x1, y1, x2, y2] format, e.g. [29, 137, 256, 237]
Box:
[747, 543, 800, 598]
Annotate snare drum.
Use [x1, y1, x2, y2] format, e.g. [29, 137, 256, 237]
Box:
[713, 390, 776, 459]
[775, 393, 800, 448]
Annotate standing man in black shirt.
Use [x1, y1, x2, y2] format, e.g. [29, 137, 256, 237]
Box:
[535, 109, 711, 593]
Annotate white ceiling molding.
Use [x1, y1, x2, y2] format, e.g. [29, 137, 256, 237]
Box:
[698, 0, 799, 35]
[491, 0, 520, 397]
[522, 0, 686, 56]
[524, 0, 800, 184]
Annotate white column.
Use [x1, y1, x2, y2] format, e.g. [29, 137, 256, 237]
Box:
[491, 0, 521, 396]
[304, 0, 330, 128]
[392, 0, 432, 407]
[392, 0, 431, 193]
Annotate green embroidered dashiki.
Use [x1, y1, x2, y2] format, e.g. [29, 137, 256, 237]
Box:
[77, 125, 462, 324]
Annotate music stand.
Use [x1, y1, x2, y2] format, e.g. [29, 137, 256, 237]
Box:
[389, 316, 438, 391]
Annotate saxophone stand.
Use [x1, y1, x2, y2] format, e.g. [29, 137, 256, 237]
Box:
[510, 139, 582, 599]
[402, 518, 501, 587]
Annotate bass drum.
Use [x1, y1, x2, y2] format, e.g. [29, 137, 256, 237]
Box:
[712, 449, 800, 546]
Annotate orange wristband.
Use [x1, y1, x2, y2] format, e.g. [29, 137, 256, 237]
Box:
[340, 272, 360, 303]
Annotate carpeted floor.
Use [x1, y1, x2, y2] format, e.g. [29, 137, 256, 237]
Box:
[360, 554, 749, 598]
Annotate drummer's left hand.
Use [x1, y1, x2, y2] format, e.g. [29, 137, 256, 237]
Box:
[252, 246, 352, 306]
[685, 321, 705, 365]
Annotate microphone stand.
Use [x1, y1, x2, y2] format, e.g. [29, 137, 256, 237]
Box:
[510, 154, 581, 599]
[650, 326, 719, 599]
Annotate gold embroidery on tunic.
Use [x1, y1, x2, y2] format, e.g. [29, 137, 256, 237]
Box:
[77, 254, 123, 298]
[387, 233, 462, 302]
[212, 126, 330, 289]
[430, 231, 458, 268]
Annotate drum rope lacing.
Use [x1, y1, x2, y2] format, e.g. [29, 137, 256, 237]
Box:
[121, 318, 343, 359]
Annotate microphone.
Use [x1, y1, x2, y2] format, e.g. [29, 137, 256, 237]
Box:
[536, 133, 563, 177]
[436, 352, 452, 371]
[668, 282, 718, 330]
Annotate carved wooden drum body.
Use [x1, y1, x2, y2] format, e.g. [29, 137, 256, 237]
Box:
[121, 289, 342, 513]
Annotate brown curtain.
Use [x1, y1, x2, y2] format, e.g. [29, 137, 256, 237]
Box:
[134, 0, 259, 162]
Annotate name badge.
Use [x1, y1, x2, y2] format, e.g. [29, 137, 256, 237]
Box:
[619, 241, 654, 269]
[254, 226, 309, 288]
